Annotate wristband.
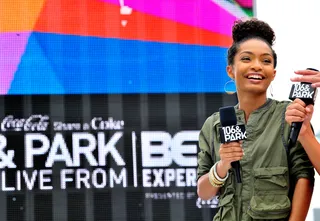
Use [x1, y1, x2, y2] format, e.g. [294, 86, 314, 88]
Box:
[213, 161, 229, 182]
[208, 168, 224, 187]
[208, 162, 228, 187]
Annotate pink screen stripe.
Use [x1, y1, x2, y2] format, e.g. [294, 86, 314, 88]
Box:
[103, 0, 237, 36]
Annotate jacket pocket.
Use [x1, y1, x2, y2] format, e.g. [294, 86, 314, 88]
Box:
[247, 167, 291, 219]
[253, 167, 288, 194]
[247, 195, 291, 219]
[214, 194, 235, 221]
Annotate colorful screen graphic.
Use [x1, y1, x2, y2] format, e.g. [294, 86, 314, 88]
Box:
[0, 0, 252, 95]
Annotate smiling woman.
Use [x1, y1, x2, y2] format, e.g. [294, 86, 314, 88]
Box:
[227, 38, 276, 110]
[197, 18, 315, 221]
[226, 19, 277, 118]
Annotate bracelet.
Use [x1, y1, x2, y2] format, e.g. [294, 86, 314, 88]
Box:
[213, 161, 229, 182]
[209, 178, 223, 187]
[208, 162, 227, 187]
[208, 167, 224, 187]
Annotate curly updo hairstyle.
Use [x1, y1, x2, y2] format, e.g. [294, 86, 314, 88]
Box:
[227, 18, 277, 68]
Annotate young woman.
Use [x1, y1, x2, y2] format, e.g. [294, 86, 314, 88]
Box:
[197, 18, 314, 221]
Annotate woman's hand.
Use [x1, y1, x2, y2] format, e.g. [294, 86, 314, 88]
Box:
[285, 98, 313, 136]
[217, 142, 244, 177]
[292, 69, 320, 88]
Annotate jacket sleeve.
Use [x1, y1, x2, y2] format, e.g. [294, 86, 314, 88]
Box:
[280, 102, 314, 184]
[285, 123, 315, 184]
[197, 116, 214, 181]
[289, 139, 315, 184]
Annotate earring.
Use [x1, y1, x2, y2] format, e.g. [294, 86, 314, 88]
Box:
[269, 84, 274, 97]
[224, 79, 236, 95]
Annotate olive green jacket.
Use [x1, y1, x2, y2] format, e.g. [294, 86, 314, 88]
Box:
[197, 99, 314, 221]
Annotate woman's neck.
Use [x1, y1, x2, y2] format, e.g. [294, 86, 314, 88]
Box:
[237, 92, 268, 122]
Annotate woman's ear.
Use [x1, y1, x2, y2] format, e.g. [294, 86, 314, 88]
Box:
[271, 70, 276, 81]
[227, 65, 235, 79]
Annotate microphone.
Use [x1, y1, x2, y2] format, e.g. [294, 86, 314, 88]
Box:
[219, 106, 247, 183]
[288, 68, 318, 147]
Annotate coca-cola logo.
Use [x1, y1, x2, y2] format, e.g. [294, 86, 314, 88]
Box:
[1, 115, 49, 132]
[90, 117, 124, 130]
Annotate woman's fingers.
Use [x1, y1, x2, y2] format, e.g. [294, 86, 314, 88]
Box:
[219, 142, 244, 163]
[292, 70, 320, 87]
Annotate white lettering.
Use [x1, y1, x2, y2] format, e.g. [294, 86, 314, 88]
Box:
[141, 131, 198, 167]
[110, 168, 127, 188]
[2, 171, 15, 191]
[91, 117, 124, 130]
[25, 134, 50, 168]
[143, 169, 152, 187]
[172, 131, 198, 166]
[165, 169, 175, 187]
[142, 168, 197, 187]
[1, 115, 49, 132]
[141, 131, 172, 167]
[61, 169, 74, 189]
[39, 170, 52, 190]
[98, 132, 125, 166]
[76, 168, 90, 189]
[45, 133, 73, 167]
[23, 170, 38, 190]
[72, 133, 98, 167]
[153, 169, 164, 187]
[176, 168, 185, 186]
[92, 168, 107, 188]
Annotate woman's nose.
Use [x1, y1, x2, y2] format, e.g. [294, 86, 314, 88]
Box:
[251, 59, 262, 71]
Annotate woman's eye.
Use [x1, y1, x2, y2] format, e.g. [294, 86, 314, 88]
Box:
[263, 59, 271, 63]
[241, 57, 250, 61]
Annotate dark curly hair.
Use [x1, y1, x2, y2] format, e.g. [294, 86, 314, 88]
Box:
[227, 18, 277, 68]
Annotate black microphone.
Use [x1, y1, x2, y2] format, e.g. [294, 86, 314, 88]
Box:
[288, 68, 318, 147]
[219, 106, 247, 183]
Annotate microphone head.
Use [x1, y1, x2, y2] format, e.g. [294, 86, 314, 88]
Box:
[306, 68, 318, 72]
[289, 82, 317, 105]
[219, 106, 244, 183]
[288, 68, 318, 105]
[219, 106, 237, 127]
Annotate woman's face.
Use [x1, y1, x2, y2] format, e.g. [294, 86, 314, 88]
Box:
[227, 38, 276, 95]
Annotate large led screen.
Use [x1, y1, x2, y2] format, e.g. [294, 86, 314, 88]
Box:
[0, 0, 252, 95]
